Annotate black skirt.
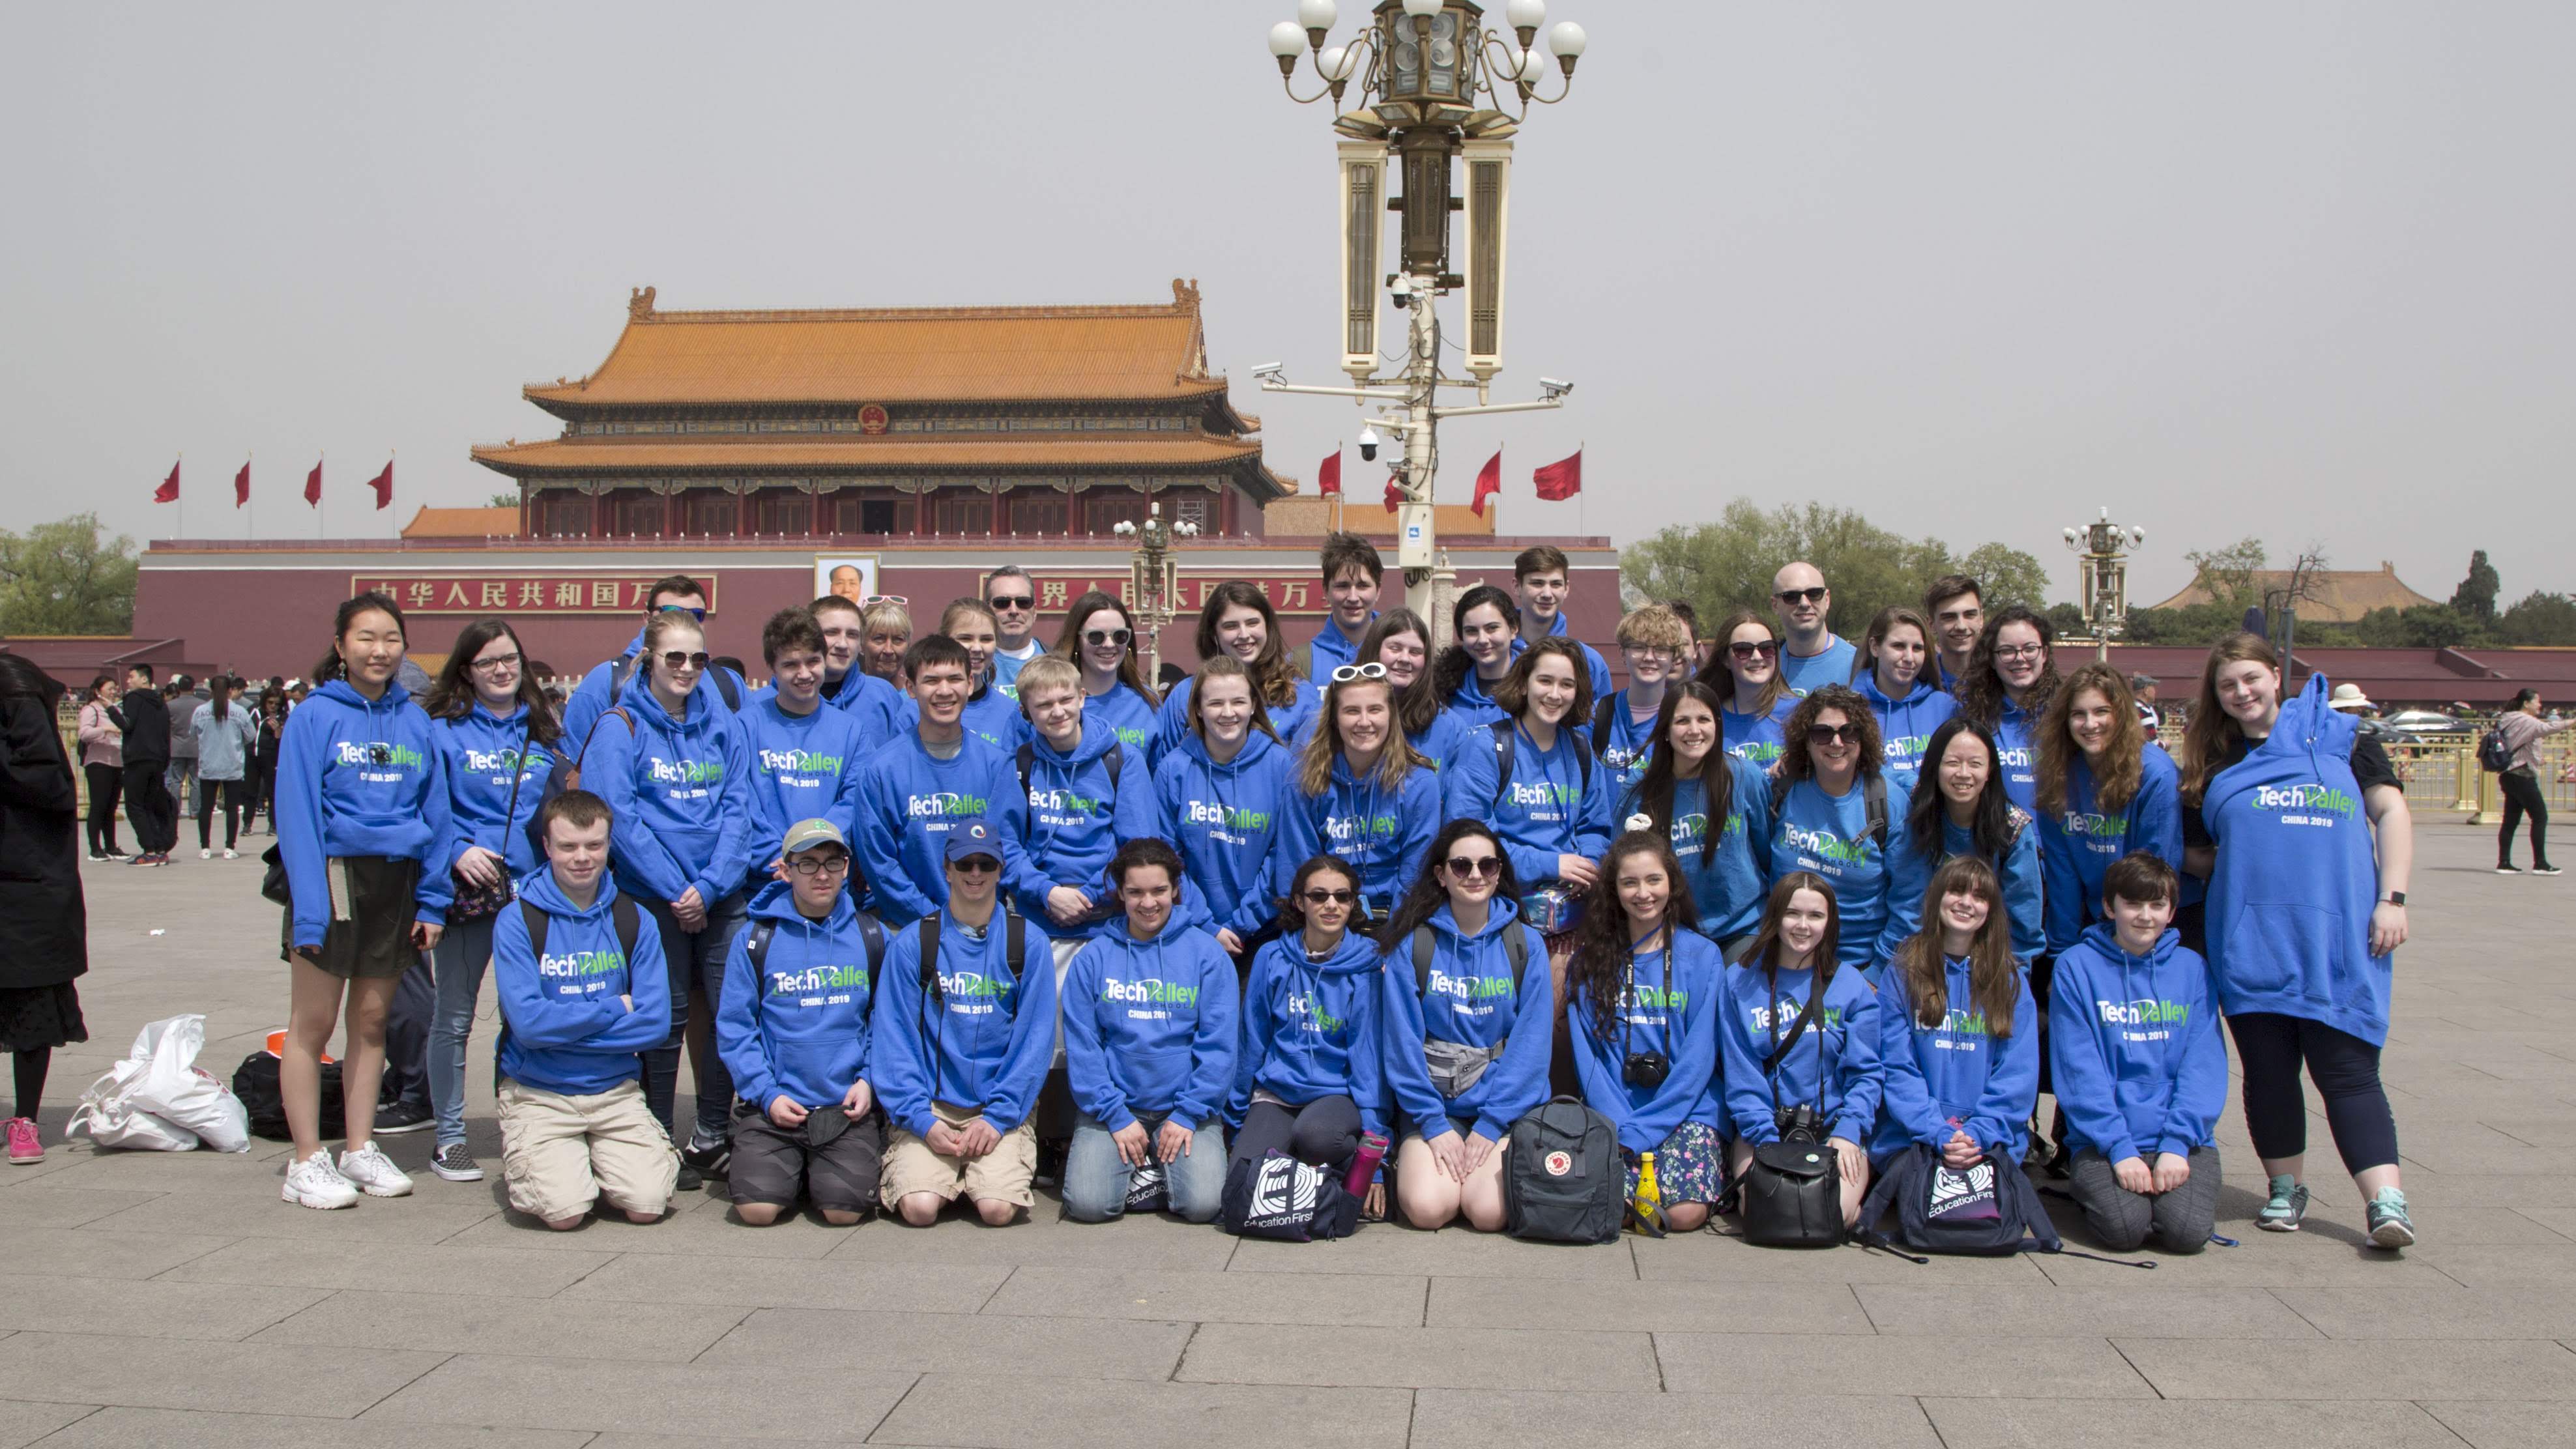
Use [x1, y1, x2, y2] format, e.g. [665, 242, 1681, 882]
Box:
[0, 982, 87, 1052]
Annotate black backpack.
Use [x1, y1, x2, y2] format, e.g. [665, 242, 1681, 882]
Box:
[1223, 1148, 1364, 1241]
[1852, 1142, 2150, 1270]
[1738, 984, 1844, 1249]
[499, 894, 646, 1089]
[2480, 724, 2515, 773]
[1410, 923, 1527, 998]
[1501, 1095, 1623, 1244]
[1590, 696, 1620, 760]
[233, 1051, 343, 1141]
[1486, 719, 1593, 811]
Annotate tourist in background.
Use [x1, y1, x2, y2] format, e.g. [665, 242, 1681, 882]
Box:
[1696, 610, 1797, 772]
[166, 674, 207, 820]
[1954, 605, 2061, 814]
[2493, 687, 2571, 875]
[244, 685, 287, 835]
[1618, 680, 1773, 957]
[190, 676, 259, 859]
[77, 674, 124, 861]
[114, 663, 175, 865]
[1770, 562, 1854, 696]
[0, 656, 89, 1165]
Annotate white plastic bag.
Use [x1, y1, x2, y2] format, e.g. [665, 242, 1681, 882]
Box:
[66, 1070, 199, 1152]
[124, 1016, 252, 1153]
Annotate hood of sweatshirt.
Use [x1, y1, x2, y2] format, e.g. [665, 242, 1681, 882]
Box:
[1247, 930, 1385, 1119]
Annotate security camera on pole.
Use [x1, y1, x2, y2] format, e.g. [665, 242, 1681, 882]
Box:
[1258, 0, 1590, 644]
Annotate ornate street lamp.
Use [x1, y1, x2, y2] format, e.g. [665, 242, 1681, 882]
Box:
[2063, 509, 2147, 663]
[1259, 1, 1590, 636]
[1114, 502, 1199, 685]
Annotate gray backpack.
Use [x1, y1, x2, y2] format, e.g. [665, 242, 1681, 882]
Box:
[1502, 1095, 1623, 1244]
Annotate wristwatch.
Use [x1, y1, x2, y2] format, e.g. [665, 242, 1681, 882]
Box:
[2382, 891, 2407, 907]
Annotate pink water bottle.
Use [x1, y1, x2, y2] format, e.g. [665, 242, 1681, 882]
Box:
[1345, 1130, 1389, 1198]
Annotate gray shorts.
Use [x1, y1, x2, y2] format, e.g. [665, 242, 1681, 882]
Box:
[2065, 1145, 2220, 1255]
[727, 1104, 885, 1216]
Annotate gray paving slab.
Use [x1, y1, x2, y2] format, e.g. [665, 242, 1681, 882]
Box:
[154, 1234, 616, 1297]
[440, 1194, 855, 1259]
[1853, 1283, 2321, 1338]
[2422, 1399, 2576, 1449]
[1406, 1388, 1944, 1449]
[1180, 1321, 1659, 1390]
[1920, 1397, 2465, 1448]
[1428, 1274, 1875, 1334]
[1655, 1332, 2156, 1398]
[2404, 1242, 2576, 1289]
[81, 1189, 500, 1244]
[981, 1266, 1428, 1327]
[24, 1407, 592, 1448]
[1632, 1232, 2053, 1283]
[250, 1288, 751, 1361]
[2113, 1336, 2576, 1399]
[820, 1209, 1241, 1270]
[0, 1276, 327, 1341]
[1226, 1225, 1637, 1278]
[0, 1331, 444, 1417]
[1, 1226, 237, 1280]
[0, 1400, 97, 1449]
[2272, 1285, 2576, 1338]
[701, 1306, 1192, 1380]
[0, 1187, 168, 1228]
[368, 1354, 915, 1440]
[558, 1253, 1009, 1312]
[869, 1372, 1414, 1449]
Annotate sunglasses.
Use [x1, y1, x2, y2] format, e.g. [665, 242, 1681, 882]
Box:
[1331, 662, 1388, 683]
[1443, 855, 1503, 879]
[1084, 627, 1133, 647]
[861, 594, 908, 607]
[468, 652, 522, 673]
[656, 604, 709, 622]
[1806, 723, 1858, 745]
[1774, 586, 1828, 606]
[789, 854, 850, 876]
[951, 855, 1001, 874]
[1728, 640, 1780, 660]
[988, 595, 1035, 610]
[660, 651, 711, 671]
[1301, 887, 1356, 906]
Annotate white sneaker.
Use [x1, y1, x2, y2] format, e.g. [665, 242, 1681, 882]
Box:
[338, 1141, 414, 1198]
[222, 848, 239, 860]
[282, 1149, 360, 1210]
[199, 848, 212, 860]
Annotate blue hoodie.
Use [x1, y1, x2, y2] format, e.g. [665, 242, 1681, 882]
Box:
[491, 870, 671, 1097]
[2040, 744, 2186, 955]
[736, 695, 869, 882]
[276, 679, 455, 948]
[1007, 725, 1156, 935]
[1511, 612, 1616, 702]
[1062, 920, 1239, 1130]
[1568, 928, 1725, 1154]
[1881, 809, 2045, 962]
[1303, 618, 1373, 678]
[1441, 668, 1511, 732]
[1995, 697, 2040, 812]
[852, 730, 1030, 928]
[560, 627, 745, 762]
[2048, 922, 2226, 1163]
[1591, 690, 1662, 796]
[1768, 777, 1891, 968]
[1625, 769, 1776, 942]
[714, 880, 878, 1113]
[2200, 674, 2392, 1044]
[1872, 955, 2038, 1162]
[1441, 721, 1615, 891]
[429, 702, 548, 881]
[1722, 696, 1797, 771]
[1277, 755, 1442, 917]
[1776, 636, 1857, 697]
[893, 679, 1029, 754]
[870, 908, 1060, 1135]
[581, 672, 755, 908]
[1080, 681, 1159, 756]
[1378, 900, 1554, 1143]
[1155, 728, 1295, 938]
[1719, 959, 1883, 1146]
[1156, 674, 1318, 773]
[822, 667, 904, 747]
[1855, 673, 1959, 794]
[1229, 930, 1389, 1136]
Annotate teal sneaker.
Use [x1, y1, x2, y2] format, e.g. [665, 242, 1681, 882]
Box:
[2257, 1174, 2310, 1232]
[2366, 1188, 2416, 1250]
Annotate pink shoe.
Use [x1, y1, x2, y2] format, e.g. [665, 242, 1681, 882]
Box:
[5, 1117, 42, 1165]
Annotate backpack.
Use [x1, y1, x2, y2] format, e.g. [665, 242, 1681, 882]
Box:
[499, 894, 646, 1088]
[1590, 696, 1619, 760]
[232, 1050, 343, 1141]
[743, 912, 890, 978]
[1486, 718, 1592, 811]
[1501, 1095, 1623, 1244]
[910, 909, 1030, 1068]
[1738, 984, 1844, 1248]
[2480, 724, 2515, 773]
[1015, 740, 1123, 799]
[1853, 1142, 2154, 1268]
[1223, 1148, 1364, 1241]
[1769, 770, 1889, 852]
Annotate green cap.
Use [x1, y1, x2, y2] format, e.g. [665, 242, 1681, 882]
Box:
[780, 818, 848, 857]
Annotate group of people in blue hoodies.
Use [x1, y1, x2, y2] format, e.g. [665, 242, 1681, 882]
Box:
[260, 546, 2420, 1254]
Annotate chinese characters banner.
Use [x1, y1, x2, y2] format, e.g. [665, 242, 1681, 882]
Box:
[350, 575, 721, 614]
[1016, 573, 1327, 616]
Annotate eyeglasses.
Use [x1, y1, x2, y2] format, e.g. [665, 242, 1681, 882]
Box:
[655, 604, 709, 622]
[988, 595, 1035, 611]
[468, 652, 522, 673]
[1084, 627, 1133, 648]
[1993, 643, 2046, 662]
[1301, 887, 1355, 906]
[1728, 640, 1780, 660]
[659, 651, 711, 671]
[1331, 663, 1387, 683]
[1621, 646, 1675, 663]
[861, 594, 908, 607]
[1806, 723, 1857, 745]
[951, 856, 1001, 874]
[789, 854, 851, 877]
[1443, 855, 1503, 879]
[1774, 586, 1828, 606]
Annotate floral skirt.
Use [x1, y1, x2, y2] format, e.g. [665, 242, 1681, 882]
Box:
[1623, 1119, 1722, 1205]
[0, 982, 87, 1053]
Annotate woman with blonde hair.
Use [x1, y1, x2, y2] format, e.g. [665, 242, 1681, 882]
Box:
[1279, 666, 1439, 924]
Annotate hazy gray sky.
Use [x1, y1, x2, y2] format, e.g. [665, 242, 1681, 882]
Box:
[4, 3, 2568, 605]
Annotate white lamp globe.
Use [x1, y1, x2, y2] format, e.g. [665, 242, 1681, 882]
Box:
[1298, 0, 1339, 31]
[1506, 0, 1547, 29]
[1548, 20, 1587, 57]
[1268, 21, 1307, 57]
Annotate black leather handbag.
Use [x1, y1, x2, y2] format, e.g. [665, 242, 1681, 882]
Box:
[1738, 982, 1845, 1248]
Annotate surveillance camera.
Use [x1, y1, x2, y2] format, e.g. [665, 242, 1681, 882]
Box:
[1358, 424, 1380, 462]
[1539, 377, 1572, 396]
[1252, 361, 1284, 378]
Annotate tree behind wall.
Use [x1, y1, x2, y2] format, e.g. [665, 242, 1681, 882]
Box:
[1621, 500, 2055, 639]
[0, 514, 139, 635]
[2450, 549, 2501, 623]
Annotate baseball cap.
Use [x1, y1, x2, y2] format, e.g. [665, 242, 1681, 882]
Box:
[781, 818, 848, 857]
[943, 820, 1002, 865]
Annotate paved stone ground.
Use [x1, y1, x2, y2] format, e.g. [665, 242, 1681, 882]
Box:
[1, 825, 2571, 1447]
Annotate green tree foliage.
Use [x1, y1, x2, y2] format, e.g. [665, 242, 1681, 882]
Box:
[2450, 549, 2501, 623]
[486, 491, 520, 509]
[1620, 500, 2055, 639]
[0, 513, 137, 635]
[2496, 591, 2576, 646]
[2182, 536, 2268, 609]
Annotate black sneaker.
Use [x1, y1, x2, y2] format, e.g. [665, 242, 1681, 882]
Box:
[674, 1158, 703, 1192]
[2536, 865, 2564, 877]
[372, 1102, 433, 1136]
[2498, 863, 2523, 874]
[427, 1142, 484, 1183]
[1034, 1136, 1069, 1190]
[681, 1134, 731, 1180]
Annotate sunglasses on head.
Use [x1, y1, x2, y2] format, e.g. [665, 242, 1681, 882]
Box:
[1728, 640, 1779, 660]
[1331, 662, 1387, 683]
[1301, 887, 1355, 906]
[656, 604, 709, 622]
[861, 594, 908, 607]
[660, 651, 711, 671]
[1444, 855, 1503, 879]
[1084, 627, 1133, 647]
[1774, 586, 1828, 605]
[988, 595, 1035, 610]
[1806, 723, 1857, 745]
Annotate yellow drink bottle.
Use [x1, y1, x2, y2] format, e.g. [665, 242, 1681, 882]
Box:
[1632, 1150, 1667, 1237]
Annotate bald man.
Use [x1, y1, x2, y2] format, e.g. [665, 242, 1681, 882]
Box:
[1770, 561, 1857, 697]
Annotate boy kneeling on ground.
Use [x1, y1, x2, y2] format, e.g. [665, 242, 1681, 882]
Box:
[493, 790, 677, 1229]
[716, 818, 886, 1226]
[873, 820, 1058, 1226]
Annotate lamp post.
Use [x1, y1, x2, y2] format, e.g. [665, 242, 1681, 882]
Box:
[1113, 501, 1198, 685]
[1257, 0, 1589, 640]
[2062, 509, 2147, 663]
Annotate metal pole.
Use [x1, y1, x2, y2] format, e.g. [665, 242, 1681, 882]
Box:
[1402, 277, 1440, 622]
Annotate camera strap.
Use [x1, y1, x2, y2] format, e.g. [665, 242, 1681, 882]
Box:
[1763, 967, 1831, 1127]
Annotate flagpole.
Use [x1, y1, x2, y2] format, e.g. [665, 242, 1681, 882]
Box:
[247, 452, 255, 540]
[176, 452, 184, 542]
[317, 453, 326, 540]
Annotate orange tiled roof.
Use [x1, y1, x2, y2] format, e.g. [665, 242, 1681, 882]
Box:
[2149, 561, 2441, 624]
[470, 434, 1262, 476]
[398, 506, 521, 538]
[525, 281, 1224, 409]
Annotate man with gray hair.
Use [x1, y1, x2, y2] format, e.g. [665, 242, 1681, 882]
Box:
[987, 564, 1043, 691]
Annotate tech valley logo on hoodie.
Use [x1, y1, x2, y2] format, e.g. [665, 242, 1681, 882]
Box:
[758, 747, 846, 790]
[906, 790, 992, 822]
[2095, 996, 2190, 1042]
[538, 946, 626, 996]
[1668, 811, 1743, 853]
[1323, 811, 1400, 850]
[1101, 975, 1198, 1022]
[1780, 823, 1869, 870]
[334, 740, 424, 785]
[646, 755, 726, 797]
[461, 745, 543, 786]
[770, 963, 869, 1009]
[2252, 781, 2357, 829]
[1747, 999, 1843, 1033]
[934, 969, 1014, 1016]
[1179, 796, 1270, 845]
[1286, 991, 1348, 1037]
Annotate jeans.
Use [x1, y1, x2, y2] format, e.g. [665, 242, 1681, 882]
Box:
[2499, 768, 2550, 868]
[426, 914, 497, 1146]
[638, 891, 748, 1141]
[196, 777, 246, 850]
[2229, 1011, 2399, 1176]
[1063, 1112, 1228, 1224]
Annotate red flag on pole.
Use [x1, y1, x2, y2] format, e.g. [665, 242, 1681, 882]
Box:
[1470, 449, 1502, 517]
[1532, 448, 1583, 501]
[235, 461, 252, 508]
[152, 460, 180, 503]
[1384, 476, 1404, 512]
[367, 459, 394, 510]
[1316, 447, 1342, 496]
[305, 459, 323, 507]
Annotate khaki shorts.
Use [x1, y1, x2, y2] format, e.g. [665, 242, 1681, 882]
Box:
[497, 1078, 679, 1223]
[882, 1101, 1038, 1209]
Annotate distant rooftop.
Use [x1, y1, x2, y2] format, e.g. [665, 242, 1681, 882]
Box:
[2149, 560, 2440, 623]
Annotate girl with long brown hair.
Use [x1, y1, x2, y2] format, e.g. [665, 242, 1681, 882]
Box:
[1619, 679, 1773, 954]
[1441, 637, 1614, 930]
[1052, 590, 1160, 754]
[1850, 605, 1957, 792]
[1766, 684, 1892, 969]
[1280, 668, 1438, 923]
[2034, 663, 2183, 957]
[1952, 605, 2061, 813]
[1152, 580, 1312, 765]
[1869, 856, 2037, 1174]
[1693, 610, 1795, 771]
[1720, 873, 1881, 1226]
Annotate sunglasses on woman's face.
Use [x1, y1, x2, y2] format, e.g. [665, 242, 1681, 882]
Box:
[660, 651, 711, 671]
[1729, 640, 1779, 660]
[1444, 855, 1503, 879]
[1084, 627, 1133, 648]
[1301, 887, 1355, 906]
[1331, 662, 1387, 683]
[1806, 723, 1857, 745]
